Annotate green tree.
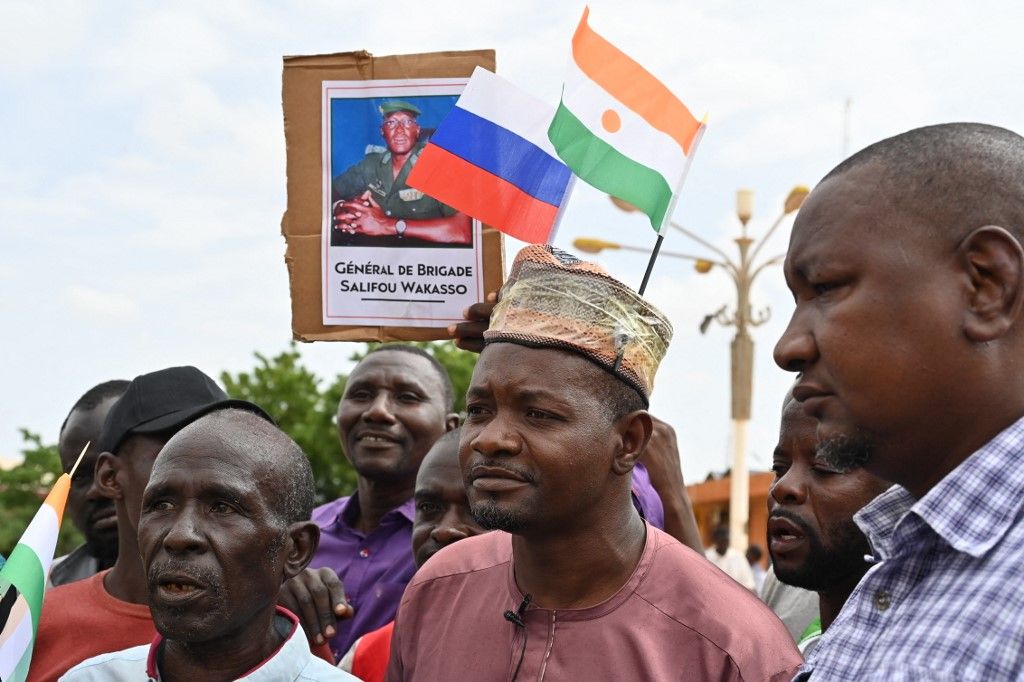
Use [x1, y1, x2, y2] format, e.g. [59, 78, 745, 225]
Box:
[0, 430, 83, 558]
[220, 346, 357, 504]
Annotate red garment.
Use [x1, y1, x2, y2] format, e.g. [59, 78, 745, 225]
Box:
[28, 570, 155, 682]
[352, 620, 394, 682]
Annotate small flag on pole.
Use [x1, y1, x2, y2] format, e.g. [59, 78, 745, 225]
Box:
[0, 449, 81, 682]
[407, 67, 575, 244]
[549, 7, 705, 234]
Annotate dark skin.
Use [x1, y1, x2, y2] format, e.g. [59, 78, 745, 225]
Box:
[334, 110, 472, 245]
[139, 414, 318, 682]
[711, 527, 730, 556]
[774, 162, 1024, 498]
[449, 294, 704, 554]
[769, 397, 890, 630]
[463, 344, 652, 608]
[280, 350, 458, 643]
[411, 435, 486, 568]
[59, 396, 120, 564]
[93, 434, 168, 604]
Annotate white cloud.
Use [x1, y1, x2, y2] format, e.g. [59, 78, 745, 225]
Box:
[66, 285, 137, 319]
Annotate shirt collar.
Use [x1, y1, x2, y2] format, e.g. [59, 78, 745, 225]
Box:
[146, 606, 309, 680]
[857, 415, 1024, 559]
[338, 493, 416, 528]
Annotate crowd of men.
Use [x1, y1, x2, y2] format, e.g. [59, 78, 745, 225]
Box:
[16, 121, 1024, 680]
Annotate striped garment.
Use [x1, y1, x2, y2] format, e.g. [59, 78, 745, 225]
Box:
[548, 7, 703, 232]
[797, 416, 1024, 680]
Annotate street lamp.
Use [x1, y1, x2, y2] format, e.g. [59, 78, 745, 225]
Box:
[576, 184, 809, 550]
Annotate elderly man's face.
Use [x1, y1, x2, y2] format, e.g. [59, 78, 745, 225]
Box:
[768, 399, 889, 591]
[461, 344, 620, 533]
[338, 350, 452, 485]
[773, 163, 969, 487]
[138, 425, 288, 643]
[381, 111, 420, 155]
[412, 436, 485, 568]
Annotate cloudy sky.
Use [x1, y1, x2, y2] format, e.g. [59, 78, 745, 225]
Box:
[2, 1, 1022, 481]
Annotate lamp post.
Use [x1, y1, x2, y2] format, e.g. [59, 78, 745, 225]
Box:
[575, 185, 808, 550]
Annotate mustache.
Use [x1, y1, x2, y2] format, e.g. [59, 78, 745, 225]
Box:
[467, 460, 537, 484]
[147, 559, 221, 592]
[769, 507, 818, 541]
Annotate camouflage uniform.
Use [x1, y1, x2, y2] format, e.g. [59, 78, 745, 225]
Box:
[331, 139, 455, 220]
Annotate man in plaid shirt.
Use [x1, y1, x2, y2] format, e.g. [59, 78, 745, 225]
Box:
[774, 122, 1024, 680]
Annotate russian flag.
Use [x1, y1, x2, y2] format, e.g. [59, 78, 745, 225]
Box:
[407, 67, 574, 244]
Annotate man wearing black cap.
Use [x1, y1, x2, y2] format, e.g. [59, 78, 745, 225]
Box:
[28, 366, 276, 681]
[330, 100, 471, 246]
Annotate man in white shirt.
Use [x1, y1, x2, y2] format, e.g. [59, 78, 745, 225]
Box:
[705, 524, 756, 590]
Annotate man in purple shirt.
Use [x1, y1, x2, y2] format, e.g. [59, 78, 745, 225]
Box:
[291, 345, 459, 661]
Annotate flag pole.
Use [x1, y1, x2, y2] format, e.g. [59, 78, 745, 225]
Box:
[69, 441, 90, 478]
[547, 175, 577, 245]
[638, 115, 709, 296]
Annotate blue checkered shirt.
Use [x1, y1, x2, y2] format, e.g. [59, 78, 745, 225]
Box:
[796, 416, 1024, 681]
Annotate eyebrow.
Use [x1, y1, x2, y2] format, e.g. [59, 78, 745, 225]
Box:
[414, 489, 442, 501]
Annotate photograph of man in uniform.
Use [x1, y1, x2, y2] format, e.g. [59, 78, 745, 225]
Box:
[330, 100, 472, 248]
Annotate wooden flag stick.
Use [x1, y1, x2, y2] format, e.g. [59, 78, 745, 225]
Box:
[69, 441, 91, 479]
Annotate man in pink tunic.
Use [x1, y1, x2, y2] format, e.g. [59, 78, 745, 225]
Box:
[387, 245, 801, 681]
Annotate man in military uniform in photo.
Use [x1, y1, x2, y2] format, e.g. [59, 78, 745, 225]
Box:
[331, 100, 471, 247]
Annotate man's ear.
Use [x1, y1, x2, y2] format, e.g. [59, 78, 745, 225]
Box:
[444, 413, 460, 432]
[960, 225, 1024, 342]
[283, 522, 320, 580]
[93, 452, 124, 502]
[611, 411, 653, 476]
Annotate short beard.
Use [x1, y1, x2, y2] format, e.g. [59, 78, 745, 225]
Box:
[770, 509, 871, 592]
[816, 434, 873, 473]
[471, 502, 526, 533]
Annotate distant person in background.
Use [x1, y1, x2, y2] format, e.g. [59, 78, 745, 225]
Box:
[705, 524, 756, 591]
[746, 544, 767, 594]
[62, 409, 354, 681]
[49, 380, 129, 588]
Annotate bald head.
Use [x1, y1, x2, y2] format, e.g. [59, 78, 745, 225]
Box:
[156, 408, 315, 525]
[824, 123, 1024, 242]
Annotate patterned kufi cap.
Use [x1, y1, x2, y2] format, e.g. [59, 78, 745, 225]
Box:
[484, 245, 673, 403]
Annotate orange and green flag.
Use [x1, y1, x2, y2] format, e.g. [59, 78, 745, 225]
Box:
[548, 7, 705, 233]
[0, 472, 73, 681]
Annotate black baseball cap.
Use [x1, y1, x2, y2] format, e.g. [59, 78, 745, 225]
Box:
[97, 366, 274, 454]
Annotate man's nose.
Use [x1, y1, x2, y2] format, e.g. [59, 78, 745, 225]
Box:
[470, 412, 521, 458]
[769, 469, 808, 505]
[773, 309, 818, 373]
[362, 392, 396, 423]
[162, 507, 208, 554]
[430, 514, 470, 547]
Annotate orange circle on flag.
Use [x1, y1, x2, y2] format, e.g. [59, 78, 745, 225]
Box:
[601, 109, 621, 133]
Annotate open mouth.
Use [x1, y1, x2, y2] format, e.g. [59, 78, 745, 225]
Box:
[768, 515, 807, 554]
[156, 574, 208, 603]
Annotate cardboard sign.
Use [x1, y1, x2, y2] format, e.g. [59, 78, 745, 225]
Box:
[282, 50, 502, 342]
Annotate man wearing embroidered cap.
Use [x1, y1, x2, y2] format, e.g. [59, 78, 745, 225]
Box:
[387, 246, 801, 681]
[331, 99, 471, 246]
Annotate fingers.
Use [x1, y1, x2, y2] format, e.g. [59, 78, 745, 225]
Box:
[448, 292, 498, 353]
[278, 568, 352, 644]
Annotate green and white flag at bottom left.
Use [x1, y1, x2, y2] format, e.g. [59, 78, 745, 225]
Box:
[0, 473, 71, 682]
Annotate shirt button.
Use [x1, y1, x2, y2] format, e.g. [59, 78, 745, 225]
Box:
[386, 210, 392, 216]
[359, 548, 370, 558]
[873, 589, 892, 612]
